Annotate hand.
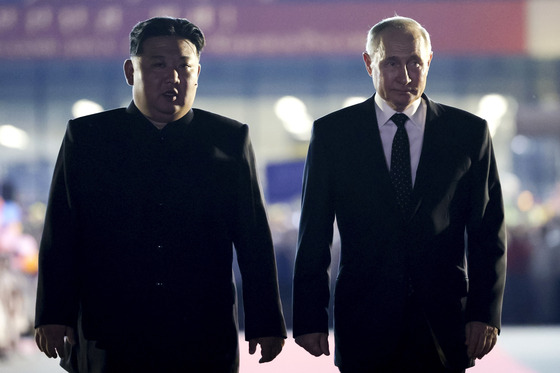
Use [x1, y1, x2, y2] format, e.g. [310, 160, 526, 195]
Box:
[35, 324, 76, 359]
[295, 332, 330, 357]
[248, 336, 285, 363]
[465, 321, 498, 360]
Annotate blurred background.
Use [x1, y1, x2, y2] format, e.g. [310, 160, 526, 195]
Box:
[1, 0, 559, 371]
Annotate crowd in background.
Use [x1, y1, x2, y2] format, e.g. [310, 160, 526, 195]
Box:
[0, 182, 39, 358]
[0, 176, 560, 358]
[1, 179, 560, 357]
[504, 217, 560, 324]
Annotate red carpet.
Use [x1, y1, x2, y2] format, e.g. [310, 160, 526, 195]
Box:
[238, 334, 537, 373]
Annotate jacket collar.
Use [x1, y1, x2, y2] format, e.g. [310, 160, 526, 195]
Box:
[125, 101, 195, 128]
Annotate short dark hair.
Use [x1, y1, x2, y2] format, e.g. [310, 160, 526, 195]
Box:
[129, 17, 205, 57]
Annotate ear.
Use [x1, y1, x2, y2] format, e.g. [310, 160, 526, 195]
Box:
[363, 52, 373, 76]
[124, 59, 134, 86]
[193, 63, 201, 86]
[427, 51, 434, 68]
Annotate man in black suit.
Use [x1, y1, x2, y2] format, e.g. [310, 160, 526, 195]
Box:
[293, 16, 506, 373]
[34, 17, 286, 373]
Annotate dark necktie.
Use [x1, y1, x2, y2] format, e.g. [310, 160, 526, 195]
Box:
[390, 113, 412, 211]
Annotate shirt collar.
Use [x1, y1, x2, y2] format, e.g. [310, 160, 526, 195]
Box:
[374, 94, 424, 130]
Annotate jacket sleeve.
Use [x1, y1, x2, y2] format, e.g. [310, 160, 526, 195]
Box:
[465, 122, 507, 331]
[292, 121, 336, 337]
[232, 124, 287, 341]
[35, 122, 81, 328]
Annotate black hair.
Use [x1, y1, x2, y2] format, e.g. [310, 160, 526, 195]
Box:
[129, 17, 205, 56]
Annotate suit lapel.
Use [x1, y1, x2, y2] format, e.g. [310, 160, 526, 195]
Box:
[409, 96, 444, 217]
[359, 95, 446, 221]
[358, 97, 395, 198]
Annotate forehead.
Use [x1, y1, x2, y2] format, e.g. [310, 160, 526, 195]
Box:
[140, 36, 198, 58]
[378, 28, 429, 58]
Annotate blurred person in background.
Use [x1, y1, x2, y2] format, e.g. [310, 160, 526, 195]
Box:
[34, 16, 286, 373]
[0, 182, 36, 358]
[293, 16, 506, 373]
[0, 254, 26, 359]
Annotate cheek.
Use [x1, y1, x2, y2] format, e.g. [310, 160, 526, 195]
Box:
[372, 68, 384, 82]
[417, 72, 429, 86]
[181, 72, 198, 87]
[141, 76, 160, 92]
[379, 71, 394, 87]
[189, 71, 200, 84]
[414, 67, 428, 80]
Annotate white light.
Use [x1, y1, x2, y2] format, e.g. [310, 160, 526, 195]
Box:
[477, 94, 508, 136]
[0, 124, 29, 149]
[343, 96, 367, 108]
[274, 96, 313, 141]
[500, 171, 521, 202]
[511, 135, 531, 155]
[72, 99, 103, 118]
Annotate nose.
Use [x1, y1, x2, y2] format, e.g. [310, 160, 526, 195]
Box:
[398, 65, 412, 85]
[166, 68, 180, 84]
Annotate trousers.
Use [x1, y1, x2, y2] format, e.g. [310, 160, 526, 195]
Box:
[337, 294, 468, 373]
[60, 320, 239, 373]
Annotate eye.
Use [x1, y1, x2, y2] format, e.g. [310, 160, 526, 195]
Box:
[383, 57, 401, 68]
[408, 60, 421, 69]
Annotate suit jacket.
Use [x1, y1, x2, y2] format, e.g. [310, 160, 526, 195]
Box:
[35, 102, 286, 362]
[293, 94, 506, 369]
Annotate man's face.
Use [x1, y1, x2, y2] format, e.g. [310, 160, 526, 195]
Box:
[363, 28, 433, 112]
[124, 36, 201, 123]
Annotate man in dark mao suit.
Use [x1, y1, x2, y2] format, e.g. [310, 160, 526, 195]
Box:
[34, 17, 286, 373]
[293, 16, 506, 373]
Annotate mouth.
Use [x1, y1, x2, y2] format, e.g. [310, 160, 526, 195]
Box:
[395, 89, 416, 96]
[162, 90, 179, 101]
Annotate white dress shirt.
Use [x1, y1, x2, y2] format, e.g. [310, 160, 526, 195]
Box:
[374, 94, 427, 187]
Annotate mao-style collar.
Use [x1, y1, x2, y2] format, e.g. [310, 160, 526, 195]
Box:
[126, 101, 195, 129]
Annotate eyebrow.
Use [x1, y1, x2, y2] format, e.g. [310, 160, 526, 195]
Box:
[144, 55, 193, 61]
[383, 56, 400, 62]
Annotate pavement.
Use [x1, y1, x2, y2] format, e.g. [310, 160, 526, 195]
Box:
[1, 326, 559, 373]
